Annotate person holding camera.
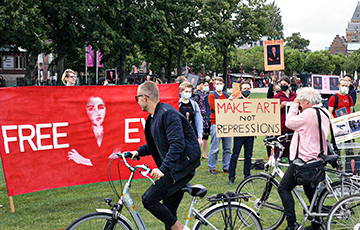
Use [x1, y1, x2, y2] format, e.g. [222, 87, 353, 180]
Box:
[278, 87, 330, 230]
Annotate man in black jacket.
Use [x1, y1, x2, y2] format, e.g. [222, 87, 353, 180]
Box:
[129, 81, 201, 230]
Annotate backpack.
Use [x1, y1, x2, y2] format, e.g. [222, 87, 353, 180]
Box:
[205, 91, 229, 123]
[329, 94, 352, 114]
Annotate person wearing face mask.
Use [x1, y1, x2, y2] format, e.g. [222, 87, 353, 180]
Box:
[179, 82, 203, 147]
[193, 80, 211, 159]
[328, 78, 354, 119]
[228, 81, 254, 184]
[207, 77, 232, 174]
[273, 76, 297, 160]
[344, 74, 357, 111]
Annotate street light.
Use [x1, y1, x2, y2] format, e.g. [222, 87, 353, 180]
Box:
[240, 63, 243, 82]
[202, 64, 205, 78]
[190, 63, 193, 74]
[228, 65, 231, 89]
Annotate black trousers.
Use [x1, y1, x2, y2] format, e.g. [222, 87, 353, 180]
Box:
[278, 163, 320, 228]
[142, 168, 194, 230]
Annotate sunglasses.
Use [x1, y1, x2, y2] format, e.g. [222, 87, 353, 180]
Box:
[67, 75, 77, 78]
[135, 94, 150, 102]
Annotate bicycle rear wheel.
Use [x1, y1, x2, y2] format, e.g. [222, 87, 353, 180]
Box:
[65, 212, 134, 230]
[192, 202, 262, 230]
[327, 194, 360, 230]
[317, 180, 360, 222]
[235, 174, 284, 230]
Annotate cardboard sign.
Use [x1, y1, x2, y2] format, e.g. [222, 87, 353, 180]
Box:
[215, 99, 281, 137]
[312, 74, 339, 94]
[264, 40, 285, 71]
[332, 111, 360, 144]
[232, 82, 242, 98]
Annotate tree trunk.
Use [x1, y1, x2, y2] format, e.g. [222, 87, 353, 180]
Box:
[177, 41, 184, 77]
[222, 54, 229, 88]
[56, 56, 65, 85]
[166, 49, 173, 83]
[119, 50, 126, 85]
[25, 51, 39, 86]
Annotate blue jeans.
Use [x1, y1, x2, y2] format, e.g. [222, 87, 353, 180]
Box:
[229, 136, 254, 179]
[208, 124, 232, 170]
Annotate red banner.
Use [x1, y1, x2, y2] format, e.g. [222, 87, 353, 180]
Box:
[0, 84, 179, 196]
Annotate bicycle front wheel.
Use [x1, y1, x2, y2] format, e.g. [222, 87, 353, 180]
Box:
[235, 174, 284, 230]
[327, 194, 360, 230]
[192, 202, 262, 230]
[65, 212, 134, 230]
[317, 180, 360, 221]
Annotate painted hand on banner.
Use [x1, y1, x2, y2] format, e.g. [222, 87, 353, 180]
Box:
[68, 149, 93, 166]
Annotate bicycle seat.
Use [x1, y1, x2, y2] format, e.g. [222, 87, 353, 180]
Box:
[320, 154, 339, 163]
[264, 136, 277, 142]
[182, 184, 207, 198]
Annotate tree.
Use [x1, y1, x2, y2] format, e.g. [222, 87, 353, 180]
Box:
[284, 48, 305, 76]
[304, 50, 335, 74]
[263, 1, 284, 40]
[201, 0, 278, 86]
[285, 32, 310, 51]
[331, 53, 346, 75]
[0, 0, 47, 84]
[343, 49, 360, 74]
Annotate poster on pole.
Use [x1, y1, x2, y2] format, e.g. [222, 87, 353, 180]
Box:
[331, 111, 360, 144]
[215, 99, 281, 137]
[264, 40, 285, 71]
[231, 82, 242, 99]
[312, 74, 339, 94]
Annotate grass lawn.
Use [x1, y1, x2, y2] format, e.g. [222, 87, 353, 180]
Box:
[0, 92, 358, 229]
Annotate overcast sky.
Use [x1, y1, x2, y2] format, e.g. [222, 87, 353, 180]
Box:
[271, 0, 359, 51]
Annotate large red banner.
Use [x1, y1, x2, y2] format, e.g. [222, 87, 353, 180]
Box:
[0, 84, 179, 196]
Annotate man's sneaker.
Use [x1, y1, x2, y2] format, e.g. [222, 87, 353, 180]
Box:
[209, 169, 217, 175]
[284, 222, 300, 230]
[222, 169, 229, 174]
[229, 179, 235, 185]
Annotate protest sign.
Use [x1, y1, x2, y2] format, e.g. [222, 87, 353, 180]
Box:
[312, 74, 339, 94]
[0, 84, 178, 197]
[332, 111, 360, 144]
[231, 82, 242, 98]
[215, 99, 281, 137]
[264, 40, 285, 71]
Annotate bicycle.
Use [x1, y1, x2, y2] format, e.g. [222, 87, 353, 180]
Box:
[65, 152, 263, 230]
[235, 134, 360, 230]
[326, 194, 360, 229]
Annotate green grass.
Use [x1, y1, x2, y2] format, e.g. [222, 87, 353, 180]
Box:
[0, 92, 359, 229]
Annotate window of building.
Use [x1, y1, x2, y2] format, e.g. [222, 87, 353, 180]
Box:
[335, 50, 340, 54]
[15, 56, 26, 70]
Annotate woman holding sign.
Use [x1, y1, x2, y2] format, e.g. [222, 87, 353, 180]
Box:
[273, 76, 297, 160]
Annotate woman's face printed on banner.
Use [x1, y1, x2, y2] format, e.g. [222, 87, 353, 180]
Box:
[86, 96, 106, 127]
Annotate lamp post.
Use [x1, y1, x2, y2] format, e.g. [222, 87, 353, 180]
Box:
[202, 64, 205, 78]
[240, 63, 243, 82]
[190, 63, 193, 74]
[253, 67, 256, 88]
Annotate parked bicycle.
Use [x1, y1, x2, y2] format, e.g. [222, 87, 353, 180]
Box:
[66, 152, 263, 230]
[326, 194, 360, 229]
[235, 134, 360, 230]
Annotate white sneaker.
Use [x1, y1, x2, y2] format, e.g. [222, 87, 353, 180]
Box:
[183, 226, 191, 230]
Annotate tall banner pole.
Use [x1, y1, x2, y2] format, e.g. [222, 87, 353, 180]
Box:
[9, 196, 15, 213]
[95, 50, 99, 84]
[85, 46, 88, 85]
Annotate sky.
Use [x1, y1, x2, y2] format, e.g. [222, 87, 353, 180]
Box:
[271, 0, 359, 51]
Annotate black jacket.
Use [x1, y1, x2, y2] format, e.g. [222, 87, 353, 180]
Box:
[137, 102, 201, 182]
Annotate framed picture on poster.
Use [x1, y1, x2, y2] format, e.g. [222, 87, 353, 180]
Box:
[311, 75, 339, 94]
[264, 40, 285, 71]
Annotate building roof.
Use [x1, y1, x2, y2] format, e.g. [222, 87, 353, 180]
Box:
[347, 43, 360, 51]
[351, 1, 360, 23]
[347, 22, 360, 31]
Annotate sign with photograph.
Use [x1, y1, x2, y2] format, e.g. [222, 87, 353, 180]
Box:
[264, 40, 285, 71]
[312, 74, 339, 94]
[215, 99, 281, 137]
[105, 69, 117, 84]
[231, 82, 242, 99]
[332, 111, 360, 144]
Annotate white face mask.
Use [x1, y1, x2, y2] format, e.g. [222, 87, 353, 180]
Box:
[340, 86, 348, 94]
[216, 84, 224, 92]
[183, 92, 192, 100]
[203, 86, 209, 92]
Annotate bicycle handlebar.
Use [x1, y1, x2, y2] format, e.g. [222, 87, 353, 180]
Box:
[263, 133, 293, 146]
[116, 152, 154, 184]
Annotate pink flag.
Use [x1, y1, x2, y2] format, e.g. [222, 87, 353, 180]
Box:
[87, 45, 94, 67]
